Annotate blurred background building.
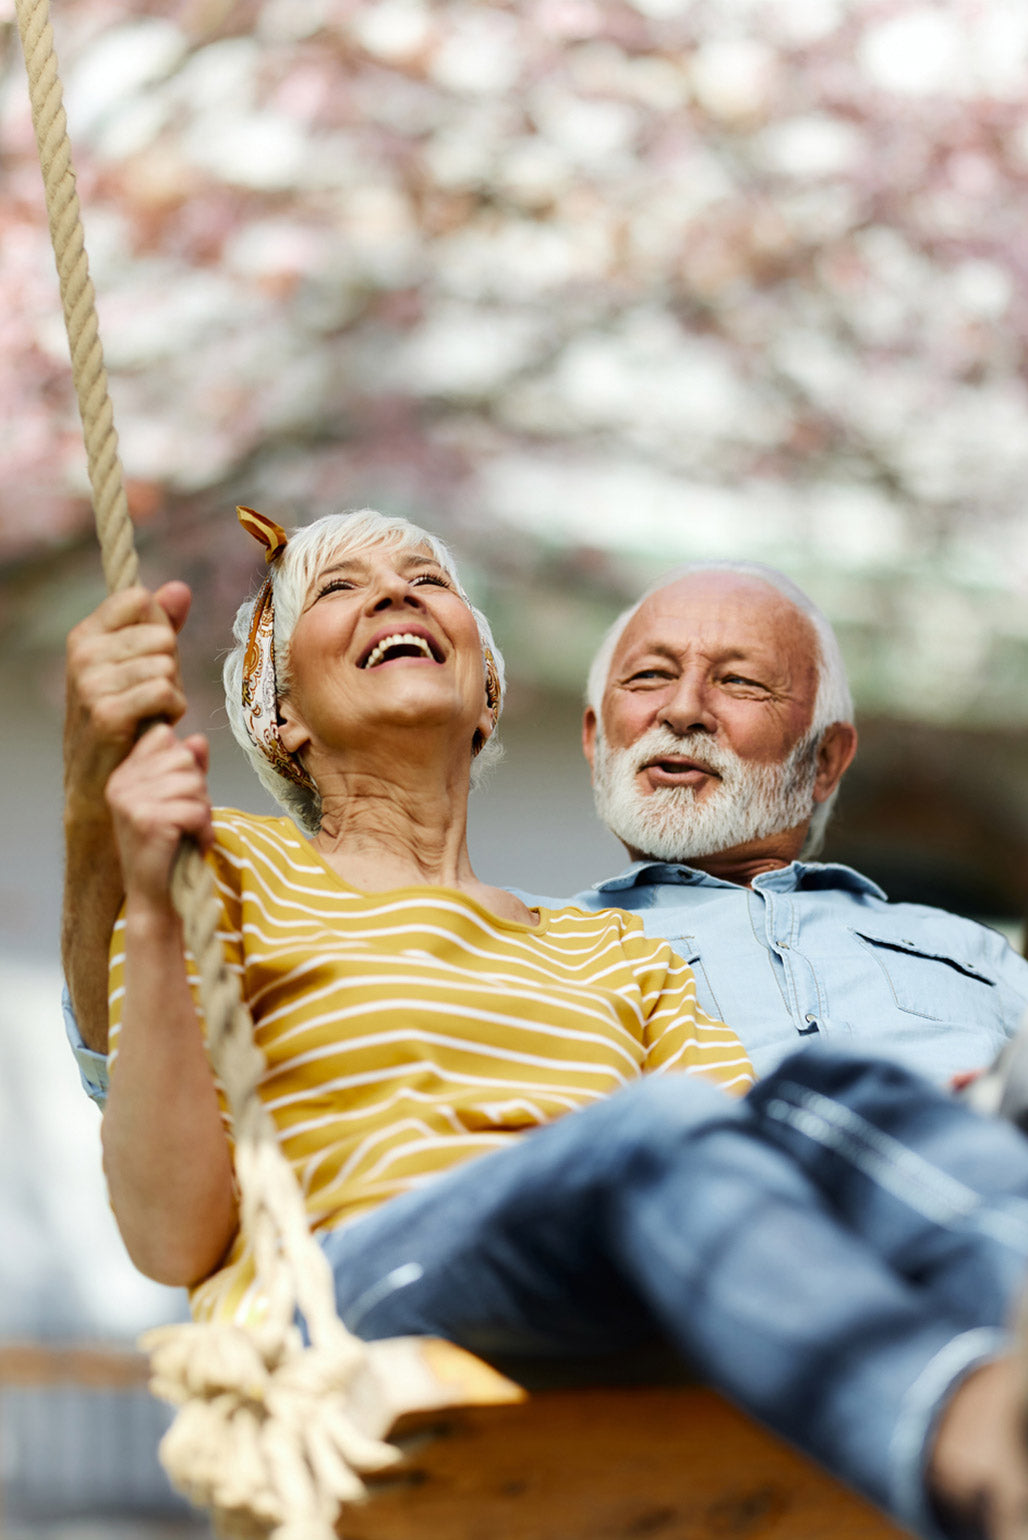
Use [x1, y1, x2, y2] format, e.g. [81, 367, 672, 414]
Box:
[1, 0, 1026, 1529]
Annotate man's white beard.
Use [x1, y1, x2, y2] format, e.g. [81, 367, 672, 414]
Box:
[592, 724, 820, 864]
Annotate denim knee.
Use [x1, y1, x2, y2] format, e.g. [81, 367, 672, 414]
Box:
[550, 1074, 748, 1245]
[576, 1073, 742, 1184]
[751, 1048, 943, 1113]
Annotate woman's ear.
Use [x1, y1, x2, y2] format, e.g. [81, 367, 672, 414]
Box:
[277, 696, 310, 757]
[471, 698, 497, 758]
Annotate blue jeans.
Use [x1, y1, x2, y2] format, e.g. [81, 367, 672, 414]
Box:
[320, 1052, 1028, 1538]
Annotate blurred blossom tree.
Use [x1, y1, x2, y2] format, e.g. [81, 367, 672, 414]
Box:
[1, 0, 1027, 718]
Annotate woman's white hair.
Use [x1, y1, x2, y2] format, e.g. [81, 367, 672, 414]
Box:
[224, 509, 505, 833]
[585, 560, 854, 859]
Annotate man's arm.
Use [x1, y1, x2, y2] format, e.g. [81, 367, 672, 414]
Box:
[62, 582, 191, 1052]
[62, 985, 110, 1106]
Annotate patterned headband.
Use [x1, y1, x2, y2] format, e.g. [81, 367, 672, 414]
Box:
[482, 647, 501, 737]
[237, 506, 318, 796]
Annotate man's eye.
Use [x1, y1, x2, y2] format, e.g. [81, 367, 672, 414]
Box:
[627, 668, 672, 683]
[722, 673, 765, 689]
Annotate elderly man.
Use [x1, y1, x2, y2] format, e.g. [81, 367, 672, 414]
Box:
[61, 561, 1028, 1100]
[514, 560, 1028, 1083]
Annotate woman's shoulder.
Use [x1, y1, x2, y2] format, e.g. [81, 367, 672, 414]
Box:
[208, 808, 311, 868]
[212, 806, 300, 836]
[539, 901, 650, 943]
[543, 901, 688, 971]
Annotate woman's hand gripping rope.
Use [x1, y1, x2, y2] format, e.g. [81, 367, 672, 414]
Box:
[105, 726, 402, 1538]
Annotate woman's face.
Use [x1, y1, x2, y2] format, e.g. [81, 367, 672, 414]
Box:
[277, 539, 492, 772]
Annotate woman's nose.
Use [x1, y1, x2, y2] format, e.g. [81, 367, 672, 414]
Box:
[368, 574, 421, 612]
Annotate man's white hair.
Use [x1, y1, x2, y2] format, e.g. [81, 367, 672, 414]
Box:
[224, 509, 505, 833]
[585, 560, 854, 859]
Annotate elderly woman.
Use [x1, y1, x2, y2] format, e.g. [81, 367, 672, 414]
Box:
[102, 507, 1028, 1540]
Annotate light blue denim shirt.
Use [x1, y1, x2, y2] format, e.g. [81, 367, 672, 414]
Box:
[515, 860, 1028, 1084]
[65, 857, 1028, 1106]
[63, 986, 109, 1109]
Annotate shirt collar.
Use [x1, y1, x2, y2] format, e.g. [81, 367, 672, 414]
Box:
[590, 859, 888, 900]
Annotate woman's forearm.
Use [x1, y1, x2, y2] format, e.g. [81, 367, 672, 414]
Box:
[101, 899, 239, 1286]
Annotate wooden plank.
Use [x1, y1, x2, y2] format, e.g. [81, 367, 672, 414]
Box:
[349, 1382, 908, 1540]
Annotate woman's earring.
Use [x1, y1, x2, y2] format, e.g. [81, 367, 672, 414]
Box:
[483, 648, 501, 726]
[473, 648, 502, 758]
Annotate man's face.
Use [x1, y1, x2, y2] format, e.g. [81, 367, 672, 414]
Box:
[586, 573, 823, 863]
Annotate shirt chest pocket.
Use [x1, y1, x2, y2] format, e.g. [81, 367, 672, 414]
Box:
[851, 929, 998, 1022]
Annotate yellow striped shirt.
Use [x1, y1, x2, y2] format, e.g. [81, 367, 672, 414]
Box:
[108, 809, 753, 1322]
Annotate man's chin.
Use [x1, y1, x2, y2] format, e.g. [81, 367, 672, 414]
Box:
[603, 782, 787, 866]
[608, 802, 728, 866]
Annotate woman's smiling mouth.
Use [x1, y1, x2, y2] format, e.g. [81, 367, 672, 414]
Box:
[359, 628, 444, 668]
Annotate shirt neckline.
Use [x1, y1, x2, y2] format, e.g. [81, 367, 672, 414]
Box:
[590, 858, 887, 900]
[294, 823, 552, 935]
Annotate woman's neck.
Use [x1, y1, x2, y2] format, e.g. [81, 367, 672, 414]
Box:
[302, 746, 539, 926]
[312, 762, 477, 892]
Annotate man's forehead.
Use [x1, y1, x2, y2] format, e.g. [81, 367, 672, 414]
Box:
[614, 572, 818, 666]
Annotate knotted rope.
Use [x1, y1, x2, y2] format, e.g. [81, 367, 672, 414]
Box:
[14, 3, 399, 1533]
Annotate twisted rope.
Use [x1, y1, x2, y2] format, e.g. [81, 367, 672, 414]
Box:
[14, 3, 396, 1532]
[15, 0, 137, 593]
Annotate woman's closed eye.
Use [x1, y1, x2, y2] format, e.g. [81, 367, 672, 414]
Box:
[315, 577, 356, 599]
[313, 567, 453, 602]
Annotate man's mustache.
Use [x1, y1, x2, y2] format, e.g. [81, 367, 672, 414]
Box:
[629, 728, 740, 782]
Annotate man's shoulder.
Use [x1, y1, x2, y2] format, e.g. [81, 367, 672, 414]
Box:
[852, 890, 1019, 950]
[513, 864, 747, 914]
[515, 863, 1024, 956]
[512, 859, 718, 908]
[794, 871, 1028, 983]
[511, 880, 673, 913]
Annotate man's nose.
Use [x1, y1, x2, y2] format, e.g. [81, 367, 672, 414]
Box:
[658, 673, 717, 736]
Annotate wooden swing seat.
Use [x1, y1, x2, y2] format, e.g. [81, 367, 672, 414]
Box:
[345, 1337, 908, 1540]
[0, 1336, 906, 1538]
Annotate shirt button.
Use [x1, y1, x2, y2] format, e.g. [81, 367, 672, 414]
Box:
[805, 1014, 816, 1024]
[778, 941, 790, 950]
